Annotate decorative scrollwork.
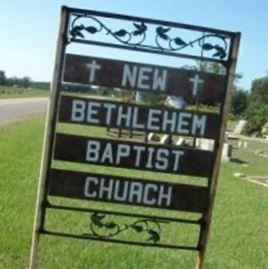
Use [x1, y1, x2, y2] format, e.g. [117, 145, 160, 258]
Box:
[83, 212, 169, 244]
[69, 14, 229, 60]
[70, 15, 147, 46]
[155, 26, 228, 59]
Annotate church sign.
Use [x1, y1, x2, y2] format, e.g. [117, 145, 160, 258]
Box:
[30, 6, 240, 269]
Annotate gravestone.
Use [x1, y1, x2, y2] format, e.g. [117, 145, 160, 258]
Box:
[233, 120, 247, 135]
[222, 142, 233, 161]
[147, 132, 160, 142]
[197, 139, 232, 161]
[238, 140, 248, 148]
[176, 137, 185, 146]
[160, 134, 172, 145]
[197, 138, 214, 151]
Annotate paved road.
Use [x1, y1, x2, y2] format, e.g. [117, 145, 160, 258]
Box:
[0, 97, 48, 125]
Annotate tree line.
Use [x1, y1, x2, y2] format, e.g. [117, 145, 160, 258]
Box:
[244, 76, 268, 135]
[0, 70, 49, 89]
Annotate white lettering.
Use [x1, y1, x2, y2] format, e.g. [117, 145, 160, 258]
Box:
[115, 144, 130, 164]
[132, 107, 145, 129]
[177, 112, 191, 134]
[158, 186, 172, 206]
[114, 180, 129, 201]
[99, 178, 114, 199]
[192, 115, 206, 136]
[162, 111, 176, 132]
[172, 150, 184, 171]
[133, 145, 146, 167]
[83, 176, 173, 208]
[147, 109, 161, 131]
[86, 102, 100, 124]
[137, 67, 152, 90]
[71, 100, 85, 122]
[143, 184, 157, 205]
[155, 149, 169, 170]
[145, 147, 154, 169]
[121, 65, 137, 88]
[71, 99, 209, 138]
[152, 69, 167, 91]
[85, 140, 100, 162]
[84, 177, 98, 198]
[117, 105, 132, 127]
[128, 182, 143, 203]
[100, 143, 113, 163]
[103, 103, 116, 125]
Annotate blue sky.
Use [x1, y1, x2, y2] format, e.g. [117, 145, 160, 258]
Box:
[0, 0, 267, 90]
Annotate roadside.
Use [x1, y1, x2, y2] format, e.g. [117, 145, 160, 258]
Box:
[0, 97, 48, 125]
[0, 86, 49, 99]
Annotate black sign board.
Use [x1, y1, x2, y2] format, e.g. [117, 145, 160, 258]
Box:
[49, 168, 208, 213]
[30, 6, 240, 269]
[54, 133, 214, 177]
[58, 95, 221, 139]
[63, 54, 226, 104]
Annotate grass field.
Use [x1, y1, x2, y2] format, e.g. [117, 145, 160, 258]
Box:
[0, 86, 49, 99]
[0, 114, 268, 269]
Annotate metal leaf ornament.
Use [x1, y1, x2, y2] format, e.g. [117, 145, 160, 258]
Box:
[129, 223, 144, 232]
[85, 26, 98, 34]
[114, 29, 128, 37]
[202, 43, 214, 50]
[147, 229, 160, 244]
[214, 45, 226, 59]
[156, 26, 170, 40]
[133, 22, 147, 36]
[70, 24, 85, 38]
[174, 37, 187, 46]
[91, 212, 105, 227]
[104, 221, 117, 229]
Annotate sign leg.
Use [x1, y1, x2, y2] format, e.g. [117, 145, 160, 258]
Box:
[195, 33, 241, 269]
[29, 7, 69, 268]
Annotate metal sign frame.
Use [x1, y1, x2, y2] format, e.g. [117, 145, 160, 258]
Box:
[29, 6, 240, 269]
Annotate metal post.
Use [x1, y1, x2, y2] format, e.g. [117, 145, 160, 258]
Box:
[29, 6, 69, 269]
[195, 33, 241, 269]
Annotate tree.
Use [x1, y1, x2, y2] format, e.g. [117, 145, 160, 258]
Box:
[0, 70, 6, 85]
[199, 61, 226, 75]
[20, 76, 31, 88]
[244, 76, 268, 134]
[230, 88, 248, 117]
[198, 62, 246, 113]
[6, 76, 19, 87]
[0, 70, 34, 88]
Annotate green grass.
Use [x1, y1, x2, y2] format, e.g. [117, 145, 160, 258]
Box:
[0, 115, 268, 268]
[0, 85, 49, 99]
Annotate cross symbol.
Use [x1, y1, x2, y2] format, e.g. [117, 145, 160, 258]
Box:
[86, 60, 101, 83]
[189, 74, 204, 97]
